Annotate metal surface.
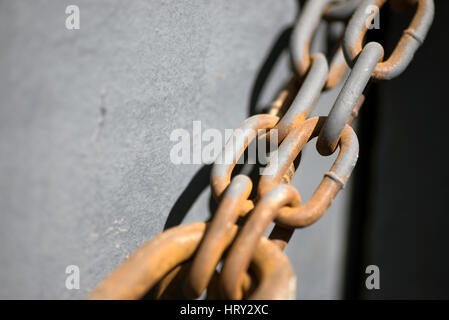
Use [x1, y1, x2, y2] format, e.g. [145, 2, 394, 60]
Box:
[324, 0, 363, 21]
[211, 114, 279, 201]
[317, 42, 383, 156]
[260, 117, 359, 228]
[275, 53, 328, 140]
[221, 185, 301, 299]
[290, 0, 355, 89]
[88, 222, 296, 300]
[185, 175, 253, 298]
[290, 0, 333, 77]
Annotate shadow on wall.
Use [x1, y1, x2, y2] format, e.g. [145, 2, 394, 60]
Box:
[163, 20, 297, 230]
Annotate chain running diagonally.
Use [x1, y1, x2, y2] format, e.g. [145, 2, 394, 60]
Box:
[88, 0, 434, 300]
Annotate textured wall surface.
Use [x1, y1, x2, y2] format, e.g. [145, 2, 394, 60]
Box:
[0, 0, 352, 299]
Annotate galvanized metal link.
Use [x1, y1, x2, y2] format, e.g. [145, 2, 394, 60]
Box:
[290, 0, 333, 77]
[317, 41, 383, 156]
[275, 53, 329, 140]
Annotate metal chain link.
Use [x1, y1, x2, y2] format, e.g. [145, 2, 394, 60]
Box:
[88, 0, 435, 300]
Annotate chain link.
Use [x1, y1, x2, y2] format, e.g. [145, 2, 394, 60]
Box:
[88, 0, 434, 300]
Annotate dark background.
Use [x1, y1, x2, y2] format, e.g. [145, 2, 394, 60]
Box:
[344, 0, 449, 299]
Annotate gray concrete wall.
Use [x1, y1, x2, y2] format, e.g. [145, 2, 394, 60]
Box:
[0, 0, 352, 299]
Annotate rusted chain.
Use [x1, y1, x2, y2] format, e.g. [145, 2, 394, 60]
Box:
[317, 42, 383, 156]
[221, 185, 301, 299]
[290, 0, 354, 89]
[87, 222, 296, 300]
[185, 175, 253, 298]
[89, 0, 434, 300]
[343, 0, 434, 80]
[260, 117, 359, 227]
[290, 0, 333, 77]
[211, 114, 279, 201]
[275, 53, 329, 140]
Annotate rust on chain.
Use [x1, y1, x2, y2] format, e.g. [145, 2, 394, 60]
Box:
[275, 53, 329, 141]
[153, 262, 191, 299]
[290, 0, 353, 89]
[87, 0, 433, 301]
[259, 116, 359, 228]
[343, 0, 434, 80]
[317, 42, 383, 156]
[220, 116, 358, 298]
[324, 0, 363, 21]
[157, 261, 255, 300]
[244, 236, 296, 299]
[268, 75, 301, 117]
[211, 114, 278, 201]
[87, 222, 296, 300]
[184, 175, 253, 298]
[221, 185, 301, 299]
[326, 47, 348, 89]
[290, 0, 333, 76]
[208, 270, 257, 300]
[268, 53, 328, 185]
[348, 93, 365, 124]
[267, 74, 302, 185]
[218, 117, 358, 298]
